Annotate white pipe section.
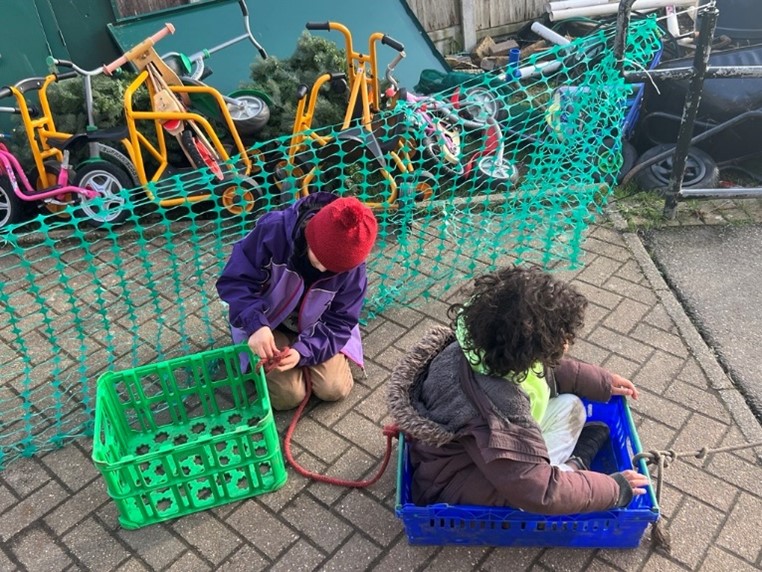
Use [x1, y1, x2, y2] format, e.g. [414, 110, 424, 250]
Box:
[515, 60, 562, 79]
[546, 0, 608, 11]
[664, 5, 681, 37]
[549, 0, 696, 21]
[531, 22, 572, 46]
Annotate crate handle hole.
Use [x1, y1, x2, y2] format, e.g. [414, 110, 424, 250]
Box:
[174, 435, 188, 445]
[136, 444, 149, 455]
[155, 431, 170, 444]
[228, 413, 242, 424]
[191, 423, 206, 434]
[211, 425, 225, 436]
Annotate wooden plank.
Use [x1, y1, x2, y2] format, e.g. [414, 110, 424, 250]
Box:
[115, 0, 190, 18]
[405, 0, 459, 32]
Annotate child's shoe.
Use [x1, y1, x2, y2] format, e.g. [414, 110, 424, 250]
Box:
[569, 421, 610, 470]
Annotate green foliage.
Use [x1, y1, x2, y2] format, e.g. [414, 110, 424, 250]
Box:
[243, 32, 349, 140]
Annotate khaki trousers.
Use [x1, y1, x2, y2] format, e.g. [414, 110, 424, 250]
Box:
[265, 329, 354, 411]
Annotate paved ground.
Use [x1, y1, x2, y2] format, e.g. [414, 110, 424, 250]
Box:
[644, 223, 762, 420]
[1, 207, 762, 571]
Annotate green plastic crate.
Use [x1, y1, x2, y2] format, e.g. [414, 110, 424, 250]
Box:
[93, 344, 287, 529]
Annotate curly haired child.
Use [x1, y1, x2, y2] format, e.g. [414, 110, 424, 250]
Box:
[388, 265, 648, 514]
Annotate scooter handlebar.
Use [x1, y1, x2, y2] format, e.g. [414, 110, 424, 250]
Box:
[103, 23, 175, 75]
[305, 22, 330, 31]
[381, 35, 405, 52]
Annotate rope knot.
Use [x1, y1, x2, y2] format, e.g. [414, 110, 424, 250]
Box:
[695, 447, 709, 460]
[382, 424, 401, 438]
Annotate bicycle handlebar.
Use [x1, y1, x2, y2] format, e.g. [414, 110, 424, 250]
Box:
[54, 71, 79, 81]
[103, 23, 175, 75]
[381, 35, 405, 52]
[48, 56, 103, 77]
[305, 21, 330, 31]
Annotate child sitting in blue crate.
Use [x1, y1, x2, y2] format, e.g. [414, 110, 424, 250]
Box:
[388, 265, 649, 514]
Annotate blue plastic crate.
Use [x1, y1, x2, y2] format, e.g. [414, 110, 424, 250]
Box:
[395, 396, 659, 548]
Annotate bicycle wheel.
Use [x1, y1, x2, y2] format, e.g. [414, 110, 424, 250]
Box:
[73, 161, 133, 226]
[180, 129, 225, 180]
[219, 176, 264, 216]
[227, 95, 270, 135]
[0, 176, 27, 229]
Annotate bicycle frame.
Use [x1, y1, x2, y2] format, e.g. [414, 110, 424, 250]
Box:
[104, 24, 253, 208]
[290, 22, 421, 208]
[1, 75, 75, 190]
[0, 144, 96, 201]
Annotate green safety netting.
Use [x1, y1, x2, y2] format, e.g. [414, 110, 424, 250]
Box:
[0, 18, 662, 468]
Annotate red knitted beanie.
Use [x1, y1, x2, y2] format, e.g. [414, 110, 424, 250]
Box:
[305, 197, 378, 272]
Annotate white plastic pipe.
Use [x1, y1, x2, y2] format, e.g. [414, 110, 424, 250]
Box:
[531, 22, 572, 46]
[549, 0, 696, 21]
[515, 60, 562, 80]
[664, 5, 681, 37]
[546, 0, 608, 11]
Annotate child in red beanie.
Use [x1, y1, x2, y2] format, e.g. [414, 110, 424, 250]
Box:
[216, 192, 378, 410]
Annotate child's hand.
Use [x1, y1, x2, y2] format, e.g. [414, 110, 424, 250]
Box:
[248, 326, 279, 360]
[620, 469, 650, 495]
[272, 348, 301, 373]
[611, 374, 639, 400]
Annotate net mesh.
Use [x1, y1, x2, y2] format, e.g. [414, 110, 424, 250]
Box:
[0, 18, 661, 467]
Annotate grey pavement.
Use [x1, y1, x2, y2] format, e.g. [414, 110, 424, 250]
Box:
[644, 223, 762, 420]
[2, 212, 762, 571]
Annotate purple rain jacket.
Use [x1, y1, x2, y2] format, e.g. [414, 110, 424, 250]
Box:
[216, 192, 367, 369]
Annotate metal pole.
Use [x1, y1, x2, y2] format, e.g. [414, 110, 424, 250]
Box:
[662, 5, 718, 219]
[614, 0, 637, 73]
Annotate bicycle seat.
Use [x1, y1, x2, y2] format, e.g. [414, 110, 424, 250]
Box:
[48, 127, 130, 150]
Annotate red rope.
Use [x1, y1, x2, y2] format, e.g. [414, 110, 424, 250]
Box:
[282, 368, 399, 488]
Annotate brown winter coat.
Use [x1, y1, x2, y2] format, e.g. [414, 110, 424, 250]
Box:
[387, 326, 625, 515]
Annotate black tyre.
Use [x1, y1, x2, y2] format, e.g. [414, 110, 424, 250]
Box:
[219, 176, 265, 217]
[634, 144, 719, 190]
[73, 161, 133, 226]
[180, 129, 225, 180]
[0, 176, 27, 229]
[619, 140, 638, 183]
[227, 95, 270, 135]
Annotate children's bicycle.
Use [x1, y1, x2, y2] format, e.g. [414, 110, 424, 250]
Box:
[98, 24, 262, 215]
[0, 72, 133, 227]
[0, 141, 97, 230]
[160, 0, 271, 139]
[274, 21, 436, 208]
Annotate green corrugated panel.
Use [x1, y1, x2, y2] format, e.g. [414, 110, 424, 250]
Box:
[108, 0, 448, 95]
[46, 0, 121, 69]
